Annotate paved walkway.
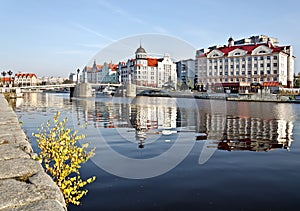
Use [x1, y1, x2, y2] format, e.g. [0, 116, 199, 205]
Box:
[0, 94, 66, 211]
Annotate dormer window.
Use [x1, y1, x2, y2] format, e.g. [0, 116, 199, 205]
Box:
[259, 50, 266, 54]
[213, 54, 219, 57]
[235, 52, 240, 56]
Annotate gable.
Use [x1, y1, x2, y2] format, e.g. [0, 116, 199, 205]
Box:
[251, 45, 272, 55]
[207, 49, 224, 58]
[228, 48, 247, 57]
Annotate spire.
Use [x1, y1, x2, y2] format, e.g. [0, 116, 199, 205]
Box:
[92, 59, 97, 70]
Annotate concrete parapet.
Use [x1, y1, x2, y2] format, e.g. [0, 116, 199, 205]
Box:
[0, 94, 66, 211]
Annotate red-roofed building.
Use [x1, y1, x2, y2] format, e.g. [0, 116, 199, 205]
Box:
[82, 60, 118, 83]
[116, 44, 177, 89]
[14, 73, 37, 86]
[195, 35, 295, 92]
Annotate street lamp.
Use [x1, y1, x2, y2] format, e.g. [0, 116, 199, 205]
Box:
[76, 68, 80, 84]
[1, 71, 7, 87]
[7, 70, 13, 87]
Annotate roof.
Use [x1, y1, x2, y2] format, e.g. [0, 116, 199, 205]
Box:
[197, 43, 290, 58]
[147, 58, 158, 67]
[15, 73, 37, 78]
[135, 45, 146, 54]
[1, 77, 13, 82]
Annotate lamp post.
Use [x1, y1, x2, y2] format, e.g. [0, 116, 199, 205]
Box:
[7, 70, 13, 87]
[76, 68, 80, 84]
[1, 71, 7, 87]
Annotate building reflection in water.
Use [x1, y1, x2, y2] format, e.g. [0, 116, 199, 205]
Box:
[197, 102, 294, 152]
[74, 97, 294, 152]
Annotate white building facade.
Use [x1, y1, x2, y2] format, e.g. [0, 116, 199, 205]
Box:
[117, 45, 177, 89]
[196, 35, 295, 91]
[14, 73, 38, 86]
[82, 61, 118, 84]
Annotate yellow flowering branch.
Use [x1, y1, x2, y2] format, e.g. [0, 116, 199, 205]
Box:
[32, 112, 96, 205]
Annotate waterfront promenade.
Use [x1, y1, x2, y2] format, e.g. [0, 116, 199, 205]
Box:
[0, 94, 66, 211]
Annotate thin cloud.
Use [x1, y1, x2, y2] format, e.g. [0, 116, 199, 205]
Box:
[77, 43, 106, 49]
[73, 23, 116, 42]
[97, 0, 145, 24]
[55, 50, 87, 55]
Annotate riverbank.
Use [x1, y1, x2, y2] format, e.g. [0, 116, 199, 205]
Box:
[0, 94, 66, 211]
[137, 90, 300, 103]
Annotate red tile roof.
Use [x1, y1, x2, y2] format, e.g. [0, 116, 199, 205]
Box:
[197, 44, 289, 58]
[147, 58, 158, 67]
[15, 73, 37, 78]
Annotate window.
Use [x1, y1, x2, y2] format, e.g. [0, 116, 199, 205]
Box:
[225, 65, 228, 70]
[260, 71, 264, 75]
[230, 65, 234, 69]
[254, 71, 258, 75]
[235, 52, 240, 56]
[242, 64, 245, 68]
[267, 70, 270, 74]
[230, 71, 234, 75]
[248, 57, 252, 62]
[248, 70, 252, 74]
[225, 59, 228, 63]
[254, 57, 258, 61]
[254, 64, 258, 68]
[236, 64, 240, 68]
[267, 63, 271, 67]
[260, 63, 264, 67]
[273, 56, 278, 60]
[274, 63, 278, 67]
[273, 70, 277, 74]
[213, 54, 219, 57]
[260, 56, 264, 60]
[230, 58, 234, 62]
[273, 77, 278, 81]
[219, 72, 223, 75]
[242, 58, 245, 61]
[259, 51, 266, 54]
[236, 58, 240, 62]
[220, 65, 223, 69]
[267, 56, 270, 60]
[236, 71, 239, 75]
[209, 59, 212, 63]
[242, 71, 245, 75]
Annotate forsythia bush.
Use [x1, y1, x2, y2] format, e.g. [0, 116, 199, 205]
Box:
[32, 112, 96, 205]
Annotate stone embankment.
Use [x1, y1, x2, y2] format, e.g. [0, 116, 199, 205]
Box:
[0, 94, 66, 211]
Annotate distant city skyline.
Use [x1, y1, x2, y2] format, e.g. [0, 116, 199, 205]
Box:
[1, 0, 299, 77]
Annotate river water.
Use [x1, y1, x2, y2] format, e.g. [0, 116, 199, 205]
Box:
[14, 93, 300, 211]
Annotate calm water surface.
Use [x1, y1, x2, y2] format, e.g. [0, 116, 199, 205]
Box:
[14, 93, 300, 211]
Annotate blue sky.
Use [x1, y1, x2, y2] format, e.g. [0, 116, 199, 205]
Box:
[0, 0, 299, 77]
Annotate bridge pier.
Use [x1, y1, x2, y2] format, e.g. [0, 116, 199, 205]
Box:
[71, 83, 93, 98]
[126, 84, 136, 97]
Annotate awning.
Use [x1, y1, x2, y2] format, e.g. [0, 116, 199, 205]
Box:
[263, 82, 279, 87]
[214, 82, 240, 87]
